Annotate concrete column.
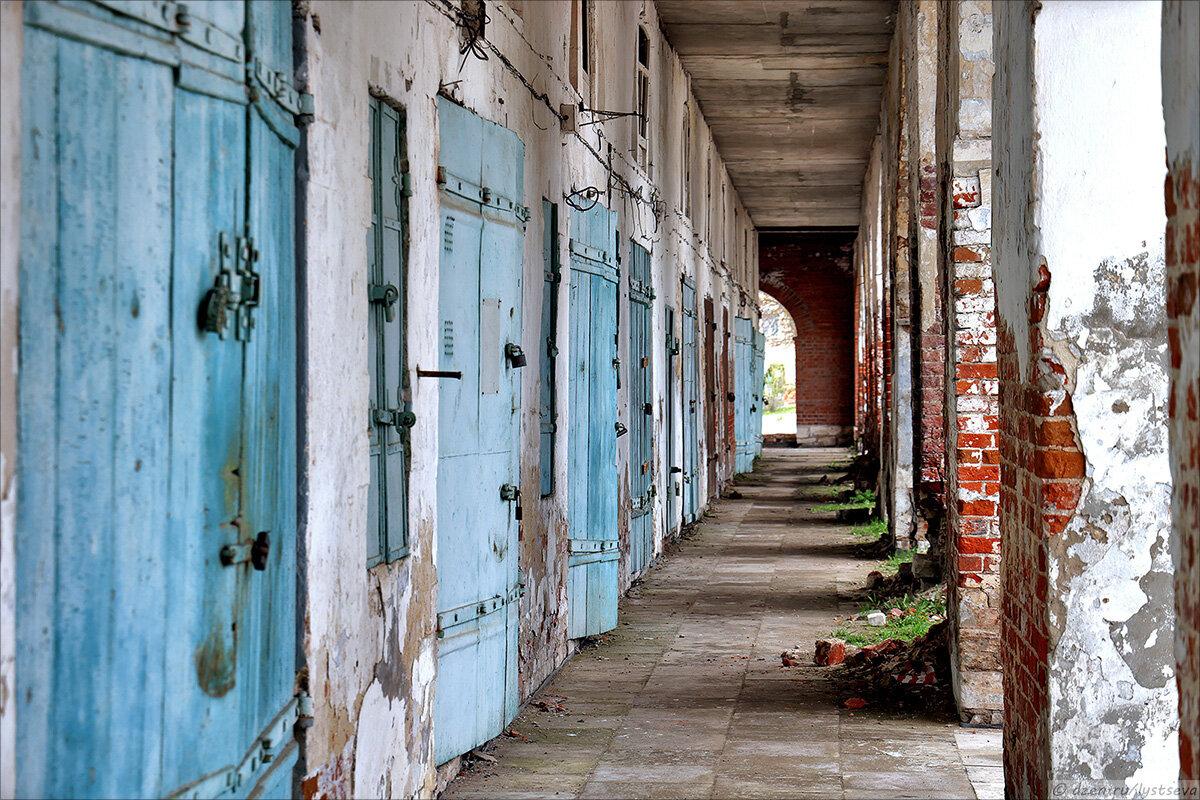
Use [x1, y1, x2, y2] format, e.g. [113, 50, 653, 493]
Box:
[994, 2, 1178, 794]
[939, 0, 1002, 727]
[1162, 0, 1200, 784]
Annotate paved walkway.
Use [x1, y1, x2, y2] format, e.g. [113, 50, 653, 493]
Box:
[444, 448, 1003, 799]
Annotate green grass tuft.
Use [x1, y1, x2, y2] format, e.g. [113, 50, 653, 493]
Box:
[851, 517, 887, 539]
[832, 591, 946, 647]
[813, 488, 876, 512]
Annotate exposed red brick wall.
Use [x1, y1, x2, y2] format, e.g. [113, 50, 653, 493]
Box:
[944, 235, 1002, 724]
[760, 232, 856, 432]
[917, 160, 946, 507]
[998, 263, 1086, 799]
[1166, 155, 1200, 782]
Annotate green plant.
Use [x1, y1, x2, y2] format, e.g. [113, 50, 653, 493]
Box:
[832, 591, 946, 647]
[851, 517, 887, 539]
[880, 548, 913, 576]
[813, 488, 876, 512]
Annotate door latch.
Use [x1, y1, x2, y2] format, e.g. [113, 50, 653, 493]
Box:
[373, 405, 417, 430]
[200, 233, 260, 341]
[500, 483, 523, 521]
[615, 422, 628, 437]
[220, 530, 271, 571]
[370, 283, 400, 323]
[505, 343, 527, 368]
[643, 402, 653, 416]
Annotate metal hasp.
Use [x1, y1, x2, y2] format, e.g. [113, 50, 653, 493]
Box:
[200, 232, 260, 341]
[504, 342, 527, 368]
[500, 483, 522, 521]
[219, 530, 271, 571]
[369, 282, 400, 322]
[373, 405, 416, 430]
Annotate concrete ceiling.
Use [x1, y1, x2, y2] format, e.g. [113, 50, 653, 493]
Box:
[656, 1, 896, 229]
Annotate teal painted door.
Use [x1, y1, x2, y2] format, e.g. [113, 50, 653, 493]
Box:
[628, 242, 653, 574]
[17, 2, 300, 797]
[567, 204, 619, 638]
[753, 329, 766, 457]
[734, 317, 754, 472]
[681, 278, 699, 523]
[434, 98, 527, 764]
[665, 306, 679, 537]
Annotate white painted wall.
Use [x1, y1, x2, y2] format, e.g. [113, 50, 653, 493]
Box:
[995, 0, 1178, 786]
[296, 1, 757, 794]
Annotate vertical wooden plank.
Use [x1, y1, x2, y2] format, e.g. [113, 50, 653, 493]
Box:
[18, 17, 175, 798]
[242, 0, 298, 775]
[15, 29, 60, 797]
[162, 0, 248, 788]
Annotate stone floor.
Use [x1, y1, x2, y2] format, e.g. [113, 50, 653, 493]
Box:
[443, 447, 1004, 800]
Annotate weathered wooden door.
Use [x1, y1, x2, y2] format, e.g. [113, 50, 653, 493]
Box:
[753, 329, 766, 457]
[434, 98, 527, 763]
[567, 204, 619, 638]
[734, 317, 755, 472]
[628, 242, 654, 575]
[681, 278, 699, 522]
[665, 305, 679, 538]
[704, 297, 717, 494]
[17, 1, 300, 797]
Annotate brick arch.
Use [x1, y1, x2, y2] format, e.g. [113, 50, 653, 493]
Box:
[759, 232, 856, 445]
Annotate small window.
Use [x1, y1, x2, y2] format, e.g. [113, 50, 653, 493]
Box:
[367, 95, 411, 566]
[633, 26, 651, 170]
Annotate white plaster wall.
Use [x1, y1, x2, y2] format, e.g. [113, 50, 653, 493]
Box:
[0, 4, 21, 798]
[1021, 0, 1177, 784]
[296, 1, 756, 793]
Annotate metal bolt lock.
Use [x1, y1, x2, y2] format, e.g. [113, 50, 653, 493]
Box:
[615, 422, 628, 437]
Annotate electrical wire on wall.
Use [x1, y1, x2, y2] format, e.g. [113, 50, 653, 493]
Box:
[424, 0, 748, 279]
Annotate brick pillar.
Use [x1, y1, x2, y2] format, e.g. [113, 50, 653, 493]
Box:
[938, 0, 1002, 726]
[994, 2, 1178, 794]
[1163, 0, 1200, 783]
[907, 0, 946, 546]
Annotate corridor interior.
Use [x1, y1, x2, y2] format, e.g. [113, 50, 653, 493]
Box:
[443, 449, 1002, 800]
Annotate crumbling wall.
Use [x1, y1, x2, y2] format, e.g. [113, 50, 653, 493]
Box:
[906, 0, 945, 546]
[994, 2, 1178, 794]
[1162, 0, 1200, 783]
[937, 0, 1002, 726]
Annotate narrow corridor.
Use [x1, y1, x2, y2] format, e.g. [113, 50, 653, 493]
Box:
[443, 449, 1002, 800]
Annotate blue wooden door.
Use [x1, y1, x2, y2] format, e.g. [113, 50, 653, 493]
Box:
[753, 330, 766, 457]
[567, 205, 619, 638]
[434, 98, 527, 764]
[665, 306, 679, 537]
[17, 2, 300, 797]
[680, 278, 699, 523]
[628, 242, 654, 574]
[734, 317, 754, 472]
